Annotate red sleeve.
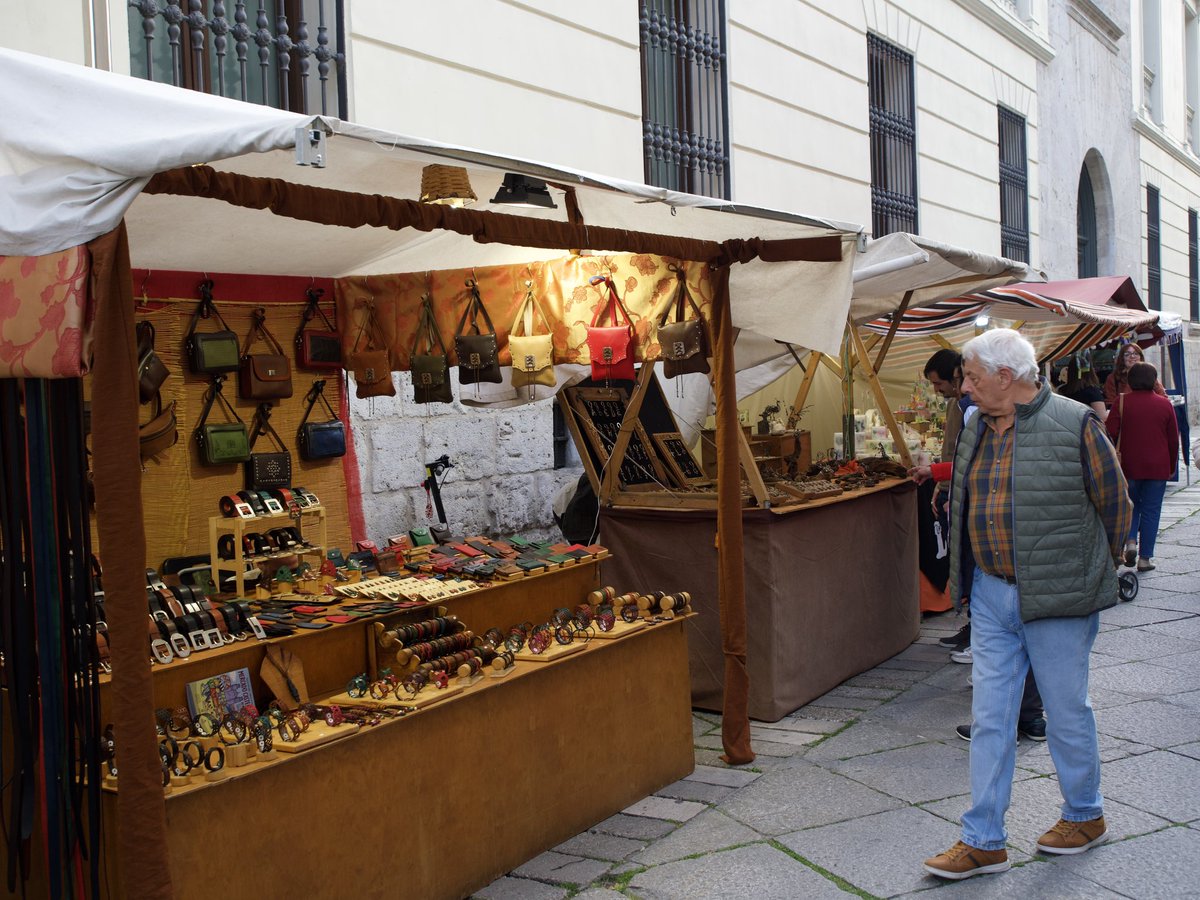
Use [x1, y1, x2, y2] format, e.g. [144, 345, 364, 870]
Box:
[1105, 399, 1121, 442]
[1103, 375, 1118, 406]
[930, 461, 953, 482]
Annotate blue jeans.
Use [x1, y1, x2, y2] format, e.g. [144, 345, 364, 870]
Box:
[961, 569, 1102, 850]
[1126, 479, 1167, 558]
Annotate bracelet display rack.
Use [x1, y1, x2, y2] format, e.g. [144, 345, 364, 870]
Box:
[208, 506, 327, 597]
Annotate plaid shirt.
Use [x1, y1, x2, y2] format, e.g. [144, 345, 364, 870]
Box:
[966, 414, 1131, 578]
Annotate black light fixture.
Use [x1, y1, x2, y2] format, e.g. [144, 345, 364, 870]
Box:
[490, 173, 557, 209]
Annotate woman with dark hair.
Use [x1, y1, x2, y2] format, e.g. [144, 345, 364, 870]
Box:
[1103, 343, 1166, 407]
[1105, 362, 1179, 571]
[1059, 358, 1107, 419]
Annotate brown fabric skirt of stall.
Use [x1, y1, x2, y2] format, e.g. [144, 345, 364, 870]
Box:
[88, 225, 174, 899]
[711, 266, 754, 765]
[143, 166, 844, 266]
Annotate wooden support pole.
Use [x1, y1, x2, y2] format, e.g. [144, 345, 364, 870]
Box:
[871, 289, 914, 373]
[850, 323, 914, 468]
[792, 351, 823, 418]
[599, 363, 659, 505]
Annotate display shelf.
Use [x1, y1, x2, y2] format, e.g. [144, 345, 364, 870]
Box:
[209, 505, 328, 597]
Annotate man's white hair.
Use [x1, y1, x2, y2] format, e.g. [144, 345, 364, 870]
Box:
[962, 329, 1039, 383]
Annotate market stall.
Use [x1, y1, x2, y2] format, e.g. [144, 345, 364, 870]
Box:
[0, 49, 862, 899]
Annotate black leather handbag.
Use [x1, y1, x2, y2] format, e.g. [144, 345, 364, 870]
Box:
[245, 403, 292, 490]
[454, 279, 502, 385]
[185, 280, 240, 375]
[297, 380, 346, 461]
[411, 295, 453, 404]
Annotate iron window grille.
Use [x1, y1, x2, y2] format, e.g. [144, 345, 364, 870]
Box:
[998, 106, 1029, 263]
[1189, 208, 1198, 322]
[1077, 165, 1098, 277]
[868, 34, 918, 237]
[1147, 184, 1161, 311]
[639, 0, 730, 199]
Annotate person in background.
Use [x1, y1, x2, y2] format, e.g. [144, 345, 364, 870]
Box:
[1105, 362, 1179, 572]
[1103, 343, 1166, 407]
[923, 329, 1131, 881]
[1058, 358, 1107, 420]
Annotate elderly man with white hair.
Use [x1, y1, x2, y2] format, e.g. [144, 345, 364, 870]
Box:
[923, 329, 1132, 881]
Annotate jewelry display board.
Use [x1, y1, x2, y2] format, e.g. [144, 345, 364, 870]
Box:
[564, 385, 665, 490]
[653, 432, 706, 485]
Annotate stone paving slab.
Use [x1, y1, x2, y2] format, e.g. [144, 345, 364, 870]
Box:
[653, 779, 734, 805]
[1013, 730, 1156, 776]
[767, 715, 847, 734]
[788, 704, 862, 722]
[1139, 614, 1200, 643]
[779, 805, 961, 898]
[1100, 750, 1200, 822]
[1098, 603, 1195, 628]
[622, 795, 707, 823]
[692, 715, 717, 739]
[511, 851, 611, 885]
[1089, 659, 1199, 697]
[1089, 628, 1200, 663]
[571, 889, 627, 900]
[1144, 648, 1200, 673]
[894, 860, 1128, 899]
[1134, 592, 1200, 615]
[748, 725, 825, 747]
[630, 807, 762, 866]
[720, 760, 903, 835]
[1096, 698, 1200, 748]
[1170, 741, 1200, 761]
[685, 764, 760, 788]
[823, 740, 982, 804]
[695, 733, 806, 758]
[1084, 685, 1145, 710]
[474, 875, 568, 899]
[858, 691, 974, 734]
[1056, 825, 1200, 899]
[628, 843, 848, 900]
[591, 813, 677, 841]
[552, 831, 646, 862]
[804, 720, 931, 763]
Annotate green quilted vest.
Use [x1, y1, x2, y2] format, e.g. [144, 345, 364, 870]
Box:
[948, 382, 1117, 622]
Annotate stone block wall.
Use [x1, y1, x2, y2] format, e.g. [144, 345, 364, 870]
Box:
[348, 372, 584, 542]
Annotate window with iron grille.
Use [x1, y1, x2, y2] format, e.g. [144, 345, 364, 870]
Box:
[1077, 165, 1098, 277]
[639, 0, 730, 199]
[868, 34, 918, 236]
[1189, 208, 1198, 321]
[998, 106, 1029, 263]
[1147, 184, 1161, 311]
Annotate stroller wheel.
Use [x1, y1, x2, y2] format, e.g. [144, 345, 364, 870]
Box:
[1118, 570, 1139, 602]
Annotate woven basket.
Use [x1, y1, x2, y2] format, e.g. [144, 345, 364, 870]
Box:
[419, 165, 477, 206]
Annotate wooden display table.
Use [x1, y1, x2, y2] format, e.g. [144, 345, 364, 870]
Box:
[599, 479, 919, 721]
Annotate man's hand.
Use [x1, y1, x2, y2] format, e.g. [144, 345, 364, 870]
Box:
[908, 465, 932, 484]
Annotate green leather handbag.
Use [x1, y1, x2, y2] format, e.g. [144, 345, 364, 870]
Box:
[194, 377, 250, 465]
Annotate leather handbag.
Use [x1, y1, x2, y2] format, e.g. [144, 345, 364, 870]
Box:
[295, 287, 342, 371]
[411, 295, 453, 404]
[297, 380, 346, 460]
[136, 321, 170, 403]
[245, 403, 293, 490]
[194, 376, 251, 465]
[139, 391, 178, 462]
[454, 279, 502, 385]
[346, 299, 396, 399]
[185, 280, 241, 375]
[508, 283, 555, 392]
[238, 307, 293, 401]
[657, 266, 711, 378]
[586, 275, 636, 381]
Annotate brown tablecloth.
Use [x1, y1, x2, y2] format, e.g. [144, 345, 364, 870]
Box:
[600, 482, 919, 722]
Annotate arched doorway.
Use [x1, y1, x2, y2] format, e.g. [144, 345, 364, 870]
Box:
[1077, 150, 1114, 276]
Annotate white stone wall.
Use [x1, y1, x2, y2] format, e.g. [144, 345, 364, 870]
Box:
[347, 373, 582, 542]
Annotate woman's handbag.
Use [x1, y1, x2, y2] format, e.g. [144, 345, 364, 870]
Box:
[295, 287, 342, 371]
[137, 321, 170, 403]
[411, 295, 453, 404]
[586, 275, 636, 381]
[140, 391, 178, 462]
[185, 280, 241, 375]
[297, 380, 346, 460]
[346, 299, 396, 399]
[657, 267, 710, 378]
[238, 307, 293, 401]
[245, 403, 293, 490]
[508, 283, 556, 392]
[454, 279, 502, 385]
[194, 376, 251, 466]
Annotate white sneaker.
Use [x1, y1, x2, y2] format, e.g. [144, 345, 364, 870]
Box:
[950, 646, 973, 665]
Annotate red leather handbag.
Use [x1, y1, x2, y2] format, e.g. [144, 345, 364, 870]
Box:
[586, 276, 636, 382]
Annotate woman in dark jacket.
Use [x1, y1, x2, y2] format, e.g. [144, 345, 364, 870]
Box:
[1106, 362, 1179, 571]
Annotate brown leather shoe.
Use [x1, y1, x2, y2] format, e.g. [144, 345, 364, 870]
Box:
[1036, 816, 1108, 855]
[923, 841, 1010, 879]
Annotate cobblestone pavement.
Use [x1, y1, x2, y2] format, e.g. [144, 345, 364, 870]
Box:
[477, 480, 1200, 899]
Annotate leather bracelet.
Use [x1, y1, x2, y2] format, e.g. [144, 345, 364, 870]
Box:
[180, 740, 203, 771]
[217, 714, 246, 745]
[203, 746, 225, 772]
[192, 712, 220, 738]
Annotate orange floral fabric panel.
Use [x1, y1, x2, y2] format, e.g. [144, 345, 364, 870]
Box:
[334, 254, 712, 369]
[0, 247, 93, 377]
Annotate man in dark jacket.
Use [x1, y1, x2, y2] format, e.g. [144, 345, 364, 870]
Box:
[923, 329, 1132, 881]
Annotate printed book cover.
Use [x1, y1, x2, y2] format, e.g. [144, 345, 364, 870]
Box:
[185, 667, 256, 718]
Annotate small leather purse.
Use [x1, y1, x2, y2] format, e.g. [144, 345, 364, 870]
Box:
[454, 279, 502, 385]
[238, 307, 294, 401]
[657, 266, 711, 378]
[294, 286, 342, 371]
[245, 403, 293, 490]
[411, 294, 453, 404]
[508, 282, 555, 393]
[297, 380, 346, 460]
[136, 321, 170, 403]
[346, 299, 396, 399]
[185, 280, 240, 375]
[194, 376, 251, 466]
[586, 275, 636, 382]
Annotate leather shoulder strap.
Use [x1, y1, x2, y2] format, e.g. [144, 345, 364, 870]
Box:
[195, 376, 244, 430]
[242, 307, 284, 356]
[186, 279, 232, 339]
[248, 403, 286, 451]
[413, 296, 448, 356]
[298, 380, 338, 427]
[456, 280, 496, 337]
